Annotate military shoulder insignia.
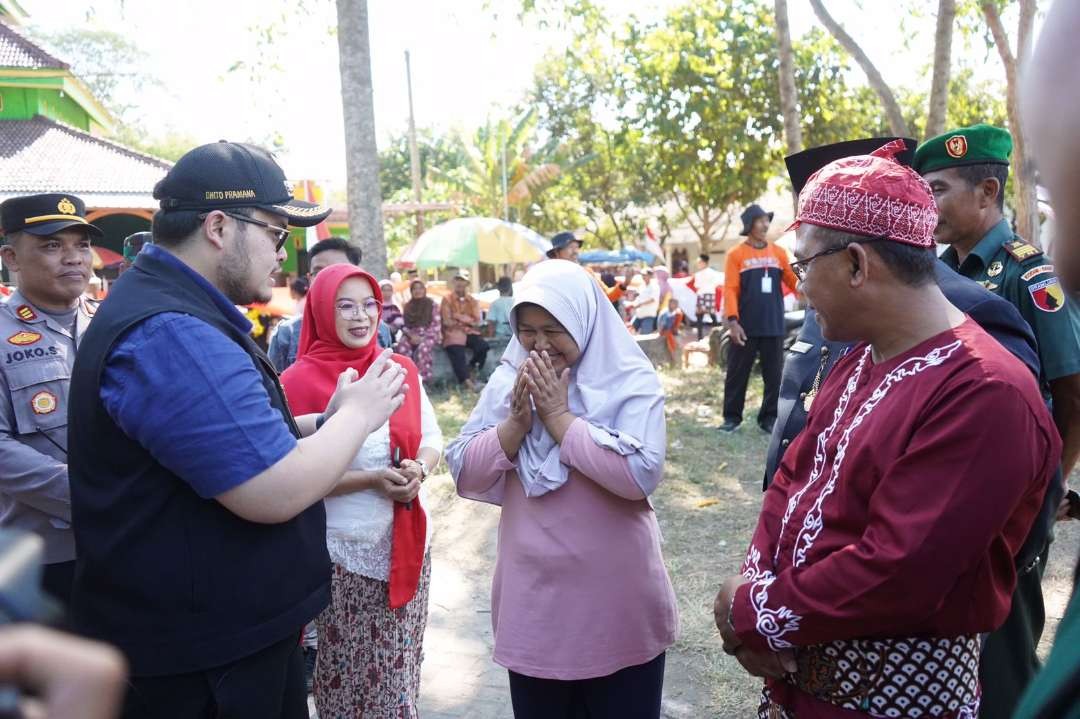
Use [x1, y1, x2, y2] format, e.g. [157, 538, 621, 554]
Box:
[31, 390, 57, 415]
[7, 331, 42, 346]
[987, 261, 1004, 277]
[1029, 276, 1066, 313]
[946, 135, 968, 159]
[1021, 264, 1056, 282]
[15, 305, 37, 322]
[1005, 240, 1043, 263]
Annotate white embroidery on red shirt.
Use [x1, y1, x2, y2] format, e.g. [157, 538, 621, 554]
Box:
[744, 338, 964, 651]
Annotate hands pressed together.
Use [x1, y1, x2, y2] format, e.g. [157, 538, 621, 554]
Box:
[713, 575, 797, 680]
[498, 351, 577, 456]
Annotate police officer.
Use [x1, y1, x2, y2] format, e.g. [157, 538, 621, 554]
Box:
[0, 193, 101, 607]
[916, 123, 1080, 719]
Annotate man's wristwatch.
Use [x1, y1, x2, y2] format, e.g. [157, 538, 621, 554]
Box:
[417, 458, 431, 479]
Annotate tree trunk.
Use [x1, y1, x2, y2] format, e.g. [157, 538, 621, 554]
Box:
[774, 0, 802, 212]
[925, 0, 956, 139]
[336, 0, 388, 277]
[809, 0, 910, 137]
[982, 0, 1040, 245]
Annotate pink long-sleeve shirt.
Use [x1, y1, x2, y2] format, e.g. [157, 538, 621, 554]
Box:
[455, 418, 678, 680]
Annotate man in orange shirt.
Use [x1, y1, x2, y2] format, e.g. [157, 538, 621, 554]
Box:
[721, 204, 799, 433]
[441, 269, 489, 390]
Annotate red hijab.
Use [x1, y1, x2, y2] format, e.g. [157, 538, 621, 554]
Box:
[281, 264, 426, 608]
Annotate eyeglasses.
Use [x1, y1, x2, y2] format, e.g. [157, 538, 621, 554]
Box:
[790, 237, 887, 281]
[199, 210, 291, 251]
[335, 298, 381, 320]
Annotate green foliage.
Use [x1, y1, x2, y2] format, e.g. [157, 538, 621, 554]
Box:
[378, 129, 469, 199]
[792, 29, 889, 146]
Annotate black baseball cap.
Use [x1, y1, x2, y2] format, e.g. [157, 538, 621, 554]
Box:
[1, 193, 103, 239]
[153, 141, 331, 227]
[785, 137, 917, 196]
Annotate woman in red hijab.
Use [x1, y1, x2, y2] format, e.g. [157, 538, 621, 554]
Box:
[281, 264, 443, 719]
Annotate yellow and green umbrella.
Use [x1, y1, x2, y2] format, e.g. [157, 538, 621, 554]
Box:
[398, 217, 551, 269]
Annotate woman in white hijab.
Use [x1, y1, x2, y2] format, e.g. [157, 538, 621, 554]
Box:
[446, 260, 678, 719]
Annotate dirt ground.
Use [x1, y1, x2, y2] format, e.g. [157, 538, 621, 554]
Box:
[408, 365, 1080, 718]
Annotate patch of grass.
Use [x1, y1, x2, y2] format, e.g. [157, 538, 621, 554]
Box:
[653, 364, 770, 715]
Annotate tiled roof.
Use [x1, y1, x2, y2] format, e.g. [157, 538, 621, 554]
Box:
[0, 116, 171, 208]
[0, 19, 66, 70]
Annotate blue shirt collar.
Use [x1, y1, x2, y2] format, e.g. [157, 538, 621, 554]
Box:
[142, 244, 252, 333]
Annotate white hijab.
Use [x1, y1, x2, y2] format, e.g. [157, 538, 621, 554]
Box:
[446, 260, 666, 501]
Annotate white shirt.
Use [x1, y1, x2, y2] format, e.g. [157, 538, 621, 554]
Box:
[634, 281, 659, 319]
[324, 383, 443, 581]
[693, 267, 723, 295]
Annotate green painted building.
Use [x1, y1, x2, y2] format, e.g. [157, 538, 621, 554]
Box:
[0, 8, 171, 267]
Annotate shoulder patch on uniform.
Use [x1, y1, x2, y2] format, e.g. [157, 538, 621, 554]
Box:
[30, 390, 57, 415]
[1021, 264, 1056, 282]
[1029, 276, 1066, 313]
[15, 305, 37, 322]
[1004, 240, 1043, 263]
[7, 331, 42, 346]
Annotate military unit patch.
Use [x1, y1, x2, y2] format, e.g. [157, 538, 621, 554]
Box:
[1005, 241, 1043, 262]
[7, 331, 42, 346]
[945, 135, 968, 159]
[1029, 276, 1066, 313]
[1021, 264, 1056, 282]
[31, 390, 57, 415]
[15, 305, 37, 322]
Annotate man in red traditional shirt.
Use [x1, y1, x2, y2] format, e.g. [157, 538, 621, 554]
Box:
[714, 141, 1061, 719]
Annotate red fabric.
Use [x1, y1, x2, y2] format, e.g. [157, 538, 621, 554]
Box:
[788, 138, 938, 248]
[280, 264, 426, 608]
[731, 320, 1060, 717]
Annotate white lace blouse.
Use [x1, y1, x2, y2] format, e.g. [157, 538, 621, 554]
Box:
[323, 383, 443, 581]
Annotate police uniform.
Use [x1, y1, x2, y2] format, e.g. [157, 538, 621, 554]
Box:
[917, 124, 1080, 719]
[0, 193, 101, 606]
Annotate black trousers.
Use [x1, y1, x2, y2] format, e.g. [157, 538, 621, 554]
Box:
[696, 312, 717, 339]
[723, 335, 783, 426]
[508, 652, 665, 719]
[121, 633, 307, 719]
[978, 544, 1050, 719]
[445, 334, 489, 384]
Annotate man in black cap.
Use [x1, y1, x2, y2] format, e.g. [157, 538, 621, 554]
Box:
[67, 141, 408, 718]
[719, 203, 798, 433]
[0, 193, 101, 608]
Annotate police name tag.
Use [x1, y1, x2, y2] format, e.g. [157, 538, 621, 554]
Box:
[761, 276, 773, 294]
[789, 341, 813, 354]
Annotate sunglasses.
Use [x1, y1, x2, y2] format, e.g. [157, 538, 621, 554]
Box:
[199, 210, 291, 251]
